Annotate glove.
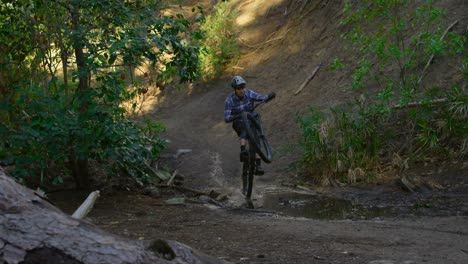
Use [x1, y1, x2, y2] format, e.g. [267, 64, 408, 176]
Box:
[266, 92, 276, 102]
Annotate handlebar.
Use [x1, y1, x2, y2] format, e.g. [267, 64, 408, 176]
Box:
[231, 95, 275, 121]
[252, 99, 267, 111]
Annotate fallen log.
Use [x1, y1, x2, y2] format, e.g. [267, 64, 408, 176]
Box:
[418, 20, 459, 84]
[294, 62, 323, 95]
[72, 190, 100, 219]
[167, 169, 178, 186]
[0, 169, 226, 264]
[392, 98, 448, 109]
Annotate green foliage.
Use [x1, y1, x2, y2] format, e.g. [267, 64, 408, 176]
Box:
[328, 58, 345, 71]
[0, 0, 203, 187]
[0, 85, 167, 186]
[341, 0, 458, 95]
[197, 1, 239, 79]
[299, 85, 467, 183]
[298, 1, 466, 184]
[298, 102, 385, 183]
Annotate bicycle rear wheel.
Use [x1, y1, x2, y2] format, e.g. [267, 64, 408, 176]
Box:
[241, 155, 249, 196]
[242, 112, 272, 163]
[245, 145, 256, 199]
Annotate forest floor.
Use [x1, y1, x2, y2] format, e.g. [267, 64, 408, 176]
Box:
[50, 0, 468, 263]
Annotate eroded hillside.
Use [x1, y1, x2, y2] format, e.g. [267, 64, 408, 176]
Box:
[145, 0, 467, 187]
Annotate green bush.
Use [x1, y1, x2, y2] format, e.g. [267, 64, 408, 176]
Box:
[198, 1, 239, 79]
[298, 1, 466, 184]
[0, 0, 202, 188]
[298, 102, 385, 184]
[0, 85, 166, 187]
[298, 86, 467, 184]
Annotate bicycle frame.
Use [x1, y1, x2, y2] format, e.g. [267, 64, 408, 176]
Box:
[240, 99, 273, 199]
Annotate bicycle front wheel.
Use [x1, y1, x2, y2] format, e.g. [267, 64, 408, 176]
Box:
[245, 148, 255, 199]
[242, 112, 272, 163]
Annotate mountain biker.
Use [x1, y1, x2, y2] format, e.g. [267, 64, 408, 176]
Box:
[224, 75, 275, 175]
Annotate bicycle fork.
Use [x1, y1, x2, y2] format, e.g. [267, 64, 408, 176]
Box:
[241, 147, 256, 197]
[242, 160, 249, 195]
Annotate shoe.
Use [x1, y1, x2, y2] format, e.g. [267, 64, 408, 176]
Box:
[254, 159, 265, 175]
[255, 165, 264, 175]
[240, 149, 248, 162]
[255, 160, 264, 175]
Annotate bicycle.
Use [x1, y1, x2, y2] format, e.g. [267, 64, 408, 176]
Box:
[240, 98, 274, 199]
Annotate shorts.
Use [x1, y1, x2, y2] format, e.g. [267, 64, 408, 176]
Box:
[232, 112, 260, 139]
[232, 119, 247, 139]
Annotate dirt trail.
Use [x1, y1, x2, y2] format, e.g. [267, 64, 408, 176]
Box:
[128, 77, 468, 264]
[53, 1, 468, 263]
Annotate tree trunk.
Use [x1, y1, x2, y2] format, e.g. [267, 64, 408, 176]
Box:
[0, 169, 225, 264]
[69, 3, 91, 189]
[70, 155, 90, 190]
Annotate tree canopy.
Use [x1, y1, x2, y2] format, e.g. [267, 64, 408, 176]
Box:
[0, 0, 203, 188]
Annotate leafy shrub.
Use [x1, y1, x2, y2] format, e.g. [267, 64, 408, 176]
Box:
[0, 0, 202, 188]
[298, 102, 385, 184]
[298, 1, 466, 184]
[0, 85, 166, 187]
[299, 85, 467, 184]
[197, 1, 239, 79]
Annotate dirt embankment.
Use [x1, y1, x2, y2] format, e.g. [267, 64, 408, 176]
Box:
[148, 0, 467, 189]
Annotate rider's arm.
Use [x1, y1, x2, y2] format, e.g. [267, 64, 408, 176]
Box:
[224, 99, 237, 123]
[245, 89, 268, 102]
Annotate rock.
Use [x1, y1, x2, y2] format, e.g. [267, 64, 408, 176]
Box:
[173, 149, 192, 159]
[143, 187, 161, 198]
[209, 190, 221, 199]
[165, 197, 186, 205]
[199, 195, 212, 204]
[215, 194, 228, 202]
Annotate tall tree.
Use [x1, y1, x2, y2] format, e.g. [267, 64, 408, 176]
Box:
[0, 0, 202, 188]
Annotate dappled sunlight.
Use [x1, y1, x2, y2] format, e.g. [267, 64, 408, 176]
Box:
[235, 0, 284, 27]
[137, 94, 166, 116]
[186, 83, 195, 96]
[232, 0, 309, 72]
[138, 0, 344, 125]
[140, 0, 317, 115]
[121, 84, 167, 117]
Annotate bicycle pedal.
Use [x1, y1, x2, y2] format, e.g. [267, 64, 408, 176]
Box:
[255, 168, 265, 176]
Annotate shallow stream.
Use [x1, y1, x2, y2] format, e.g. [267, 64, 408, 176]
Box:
[262, 192, 396, 220]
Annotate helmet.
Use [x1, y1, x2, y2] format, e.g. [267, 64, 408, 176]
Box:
[231, 76, 246, 89]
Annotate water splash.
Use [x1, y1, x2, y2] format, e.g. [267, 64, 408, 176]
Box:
[208, 151, 225, 187]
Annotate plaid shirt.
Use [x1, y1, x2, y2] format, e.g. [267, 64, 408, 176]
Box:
[224, 89, 268, 123]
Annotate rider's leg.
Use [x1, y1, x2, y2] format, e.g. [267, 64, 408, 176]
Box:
[240, 138, 247, 148]
[240, 138, 248, 161]
[255, 158, 264, 175]
[233, 120, 248, 162]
